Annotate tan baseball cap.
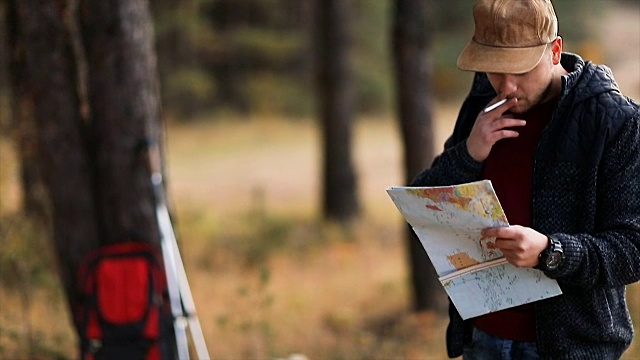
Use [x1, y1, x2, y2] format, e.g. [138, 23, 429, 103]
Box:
[457, 0, 558, 74]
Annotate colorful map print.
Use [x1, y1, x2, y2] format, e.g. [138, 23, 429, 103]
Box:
[387, 180, 562, 319]
[407, 180, 508, 225]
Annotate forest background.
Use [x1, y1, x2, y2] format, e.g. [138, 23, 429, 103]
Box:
[0, 0, 639, 359]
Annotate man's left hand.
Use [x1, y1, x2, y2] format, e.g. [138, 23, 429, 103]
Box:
[482, 225, 549, 268]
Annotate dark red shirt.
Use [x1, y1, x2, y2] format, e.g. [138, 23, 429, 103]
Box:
[473, 98, 557, 342]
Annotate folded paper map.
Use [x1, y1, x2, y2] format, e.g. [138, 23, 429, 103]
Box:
[386, 180, 562, 319]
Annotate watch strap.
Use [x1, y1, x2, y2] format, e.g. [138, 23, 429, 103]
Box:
[536, 235, 563, 271]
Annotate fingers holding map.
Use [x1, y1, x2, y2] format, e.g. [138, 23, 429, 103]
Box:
[386, 180, 561, 319]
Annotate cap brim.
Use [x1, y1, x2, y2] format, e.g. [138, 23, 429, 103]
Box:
[457, 40, 547, 74]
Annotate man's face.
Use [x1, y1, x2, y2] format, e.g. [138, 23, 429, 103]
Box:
[485, 39, 562, 114]
[486, 55, 554, 114]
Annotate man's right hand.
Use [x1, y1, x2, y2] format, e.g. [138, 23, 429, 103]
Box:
[466, 97, 526, 162]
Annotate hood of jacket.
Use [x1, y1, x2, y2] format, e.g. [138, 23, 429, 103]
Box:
[560, 52, 621, 105]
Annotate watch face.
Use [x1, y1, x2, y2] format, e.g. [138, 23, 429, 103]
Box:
[547, 252, 563, 269]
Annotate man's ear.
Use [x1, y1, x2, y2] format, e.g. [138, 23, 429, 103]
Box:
[551, 37, 563, 65]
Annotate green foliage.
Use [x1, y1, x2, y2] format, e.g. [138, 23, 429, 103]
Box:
[353, 0, 393, 113]
[164, 67, 217, 117]
[246, 73, 314, 116]
[153, 0, 605, 119]
[228, 28, 302, 65]
[432, 33, 476, 100]
[553, 1, 606, 43]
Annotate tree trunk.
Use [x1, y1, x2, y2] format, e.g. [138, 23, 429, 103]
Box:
[79, 0, 162, 246]
[12, 0, 165, 335]
[12, 0, 101, 314]
[392, 0, 446, 312]
[315, 0, 360, 223]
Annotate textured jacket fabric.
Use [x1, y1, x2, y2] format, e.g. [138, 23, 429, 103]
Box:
[411, 53, 640, 359]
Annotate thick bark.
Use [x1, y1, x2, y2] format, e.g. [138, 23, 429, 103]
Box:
[316, 0, 360, 223]
[13, 0, 100, 311]
[79, 0, 162, 246]
[5, 0, 47, 220]
[392, 0, 446, 312]
[11, 0, 165, 336]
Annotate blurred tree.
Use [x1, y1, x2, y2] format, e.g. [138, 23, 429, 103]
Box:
[79, 0, 163, 247]
[315, 0, 360, 223]
[9, 0, 100, 317]
[10, 0, 166, 346]
[0, 1, 8, 130]
[392, 0, 446, 312]
[5, 0, 49, 221]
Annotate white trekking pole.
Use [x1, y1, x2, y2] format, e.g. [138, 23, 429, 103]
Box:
[148, 140, 210, 360]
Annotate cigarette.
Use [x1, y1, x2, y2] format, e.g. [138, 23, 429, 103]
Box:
[483, 98, 508, 113]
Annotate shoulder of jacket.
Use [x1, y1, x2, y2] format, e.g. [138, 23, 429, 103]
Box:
[561, 55, 638, 127]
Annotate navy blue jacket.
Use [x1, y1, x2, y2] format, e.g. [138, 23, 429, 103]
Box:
[411, 53, 640, 359]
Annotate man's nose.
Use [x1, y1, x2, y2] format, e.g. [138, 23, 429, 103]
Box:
[498, 74, 518, 95]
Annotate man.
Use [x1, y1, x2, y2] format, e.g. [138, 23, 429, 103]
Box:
[411, 0, 640, 359]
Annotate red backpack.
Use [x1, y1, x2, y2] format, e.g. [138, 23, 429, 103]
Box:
[75, 241, 173, 360]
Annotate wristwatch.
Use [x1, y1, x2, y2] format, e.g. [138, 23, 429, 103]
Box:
[537, 235, 563, 271]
